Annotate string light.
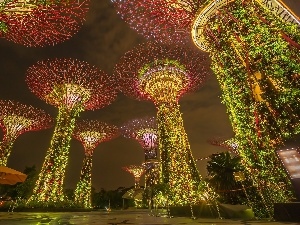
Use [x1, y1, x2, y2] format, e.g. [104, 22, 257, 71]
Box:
[111, 0, 202, 44]
[114, 42, 210, 206]
[0, 0, 90, 46]
[0, 100, 53, 166]
[26, 58, 117, 203]
[114, 0, 300, 217]
[73, 119, 119, 209]
[192, 0, 300, 218]
[122, 165, 145, 189]
[120, 116, 159, 188]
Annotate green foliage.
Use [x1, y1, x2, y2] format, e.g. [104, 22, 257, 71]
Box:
[15, 165, 38, 199]
[0, 21, 8, 34]
[204, 0, 299, 218]
[206, 152, 246, 204]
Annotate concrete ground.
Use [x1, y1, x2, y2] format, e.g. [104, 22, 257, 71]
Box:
[0, 210, 298, 225]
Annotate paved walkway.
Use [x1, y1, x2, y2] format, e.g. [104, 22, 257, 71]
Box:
[0, 210, 298, 225]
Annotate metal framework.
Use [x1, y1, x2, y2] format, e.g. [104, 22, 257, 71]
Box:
[26, 58, 117, 203]
[0, 0, 89, 46]
[0, 99, 52, 166]
[114, 42, 210, 206]
[120, 116, 159, 188]
[73, 119, 119, 209]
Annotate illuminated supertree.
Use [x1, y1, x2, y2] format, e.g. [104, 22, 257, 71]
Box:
[26, 58, 117, 203]
[120, 116, 159, 188]
[0, 0, 89, 47]
[191, 0, 300, 218]
[114, 0, 300, 217]
[73, 119, 119, 208]
[114, 42, 209, 206]
[122, 165, 145, 189]
[111, 0, 200, 44]
[208, 137, 239, 155]
[0, 100, 53, 166]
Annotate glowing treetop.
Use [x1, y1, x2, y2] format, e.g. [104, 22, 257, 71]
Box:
[0, 100, 53, 166]
[122, 165, 145, 189]
[120, 116, 159, 187]
[120, 116, 158, 161]
[74, 120, 119, 154]
[73, 119, 119, 208]
[112, 0, 204, 43]
[26, 58, 117, 203]
[115, 42, 208, 105]
[26, 58, 116, 111]
[0, 0, 89, 47]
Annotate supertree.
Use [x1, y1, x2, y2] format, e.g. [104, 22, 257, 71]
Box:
[114, 0, 300, 217]
[111, 0, 200, 44]
[120, 116, 159, 188]
[122, 165, 145, 189]
[26, 58, 117, 203]
[0, 100, 53, 166]
[0, 0, 89, 47]
[114, 42, 209, 206]
[73, 119, 119, 208]
[208, 137, 239, 155]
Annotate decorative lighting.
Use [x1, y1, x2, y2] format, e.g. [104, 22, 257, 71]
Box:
[73, 119, 119, 209]
[0, 100, 53, 166]
[122, 165, 145, 189]
[114, 42, 210, 206]
[120, 116, 160, 188]
[115, 0, 300, 217]
[0, 0, 90, 46]
[26, 58, 117, 203]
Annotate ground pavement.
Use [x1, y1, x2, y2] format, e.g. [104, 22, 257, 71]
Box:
[0, 209, 298, 225]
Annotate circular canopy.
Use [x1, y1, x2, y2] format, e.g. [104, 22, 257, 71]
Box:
[114, 42, 210, 103]
[0, 0, 89, 47]
[0, 99, 53, 136]
[26, 58, 118, 110]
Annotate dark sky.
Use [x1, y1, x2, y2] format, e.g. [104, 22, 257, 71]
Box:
[0, 0, 299, 191]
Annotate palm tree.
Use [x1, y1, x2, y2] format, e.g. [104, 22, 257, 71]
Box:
[207, 152, 245, 204]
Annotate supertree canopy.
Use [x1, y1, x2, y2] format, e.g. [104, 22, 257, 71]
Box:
[114, 42, 210, 206]
[0, 100, 53, 166]
[208, 137, 239, 155]
[73, 119, 119, 209]
[111, 0, 204, 44]
[26, 58, 117, 203]
[122, 165, 145, 189]
[120, 116, 159, 188]
[0, 0, 89, 47]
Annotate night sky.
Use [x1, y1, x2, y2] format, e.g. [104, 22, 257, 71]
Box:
[0, 0, 299, 191]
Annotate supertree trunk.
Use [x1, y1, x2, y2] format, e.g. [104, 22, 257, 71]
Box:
[31, 106, 82, 202]
[200, 0, 300, 217]
[157, 103, 201, 206]
[74, 151, 93, 208]
[0, 136, 15, 166]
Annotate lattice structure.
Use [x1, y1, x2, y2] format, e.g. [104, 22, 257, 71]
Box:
[111, 0, 204, 44]
[191, 0, 300, 218]
[122, 165, 145, 189]
[120, 116, 159, 188]
[73, 119, 119, 209]
[114, 42, 209, 206]
[26, 58, 117, 203]
[208, 137, 239, 155]
[0, 100, 52, 166]
[0, 0, 89, 47]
